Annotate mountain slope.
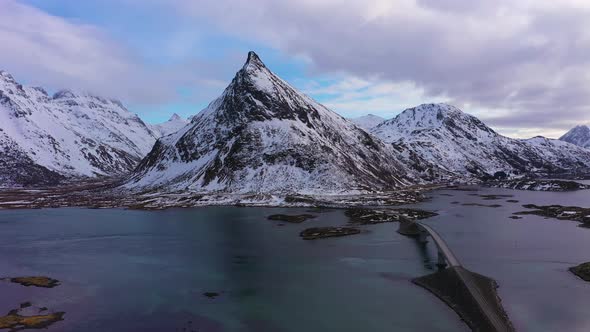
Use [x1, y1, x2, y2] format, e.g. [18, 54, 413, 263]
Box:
[127, 52, 415, 194]
[349, 114, 385, 130]
[560, 125, 590, 149]
[151, 113, 188, 137]
[371, 103, 590, 179]
[0, 70, 158, 186]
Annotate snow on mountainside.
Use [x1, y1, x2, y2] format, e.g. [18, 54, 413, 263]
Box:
[127, 52, 417, 194]
[0, 70, 158, 186]
[560, 125, 590, 149]
[349, 114, 385, 130]
[371, 103, 590, 179]
[151, 113, 188, 137]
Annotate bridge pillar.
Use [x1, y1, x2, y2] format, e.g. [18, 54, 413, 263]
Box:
[436, 250, 447, 269]
[418, 230, 429, 244]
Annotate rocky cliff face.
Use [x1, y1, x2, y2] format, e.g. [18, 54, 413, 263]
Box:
[127, 52, 416, 194]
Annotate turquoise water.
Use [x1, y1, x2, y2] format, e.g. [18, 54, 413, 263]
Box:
[1, 187, 590, 331]
[0, 206, 463, 331]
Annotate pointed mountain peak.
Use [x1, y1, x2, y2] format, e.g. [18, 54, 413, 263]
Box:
[231, 51, 285, 97]
[413, 103, 462, 114]
[169, 113, 182, 121]
[0, 70, 16, 83]
[572, 125, 590, 131]
[243, 51, 267, 71]
[31, 87, 48, 96]
[52, 89, 77, 99]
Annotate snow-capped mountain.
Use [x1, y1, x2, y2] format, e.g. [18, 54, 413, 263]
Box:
[559, 125, 590, 149]
[127, 52, 416, 194]
[349, 114, 385, 130]
[151, 113, 188, 137]
[0, 70, 158, 186]
[371, 103, 590, 179]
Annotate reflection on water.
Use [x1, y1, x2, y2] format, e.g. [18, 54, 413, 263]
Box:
[0, 186, 590, 331]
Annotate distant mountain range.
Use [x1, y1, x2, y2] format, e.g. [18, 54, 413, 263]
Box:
[371, 103, 590, 179]
[0, 70, 191, 187]
[349, 114, 385, 130]
[0, 70, 159, 186]
[560, 125, 590, 149]
[2, 52, 590, 192]
[151, 113, 188, 137]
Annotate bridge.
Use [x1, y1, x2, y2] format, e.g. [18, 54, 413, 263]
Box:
[398, 219, 515, 332]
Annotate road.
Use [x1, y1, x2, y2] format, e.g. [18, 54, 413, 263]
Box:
[416, 222, 514, 332]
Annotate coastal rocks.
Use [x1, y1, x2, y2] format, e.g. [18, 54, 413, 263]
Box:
[514, 204, 590, 224]
[475, 194, 514, 200]
[5, 276, 60, 288]
[570, 262, 590, 281]
[284, 190, 427, 207]
[0, 308, 64, 330]
[267, 214, 316, 223]
[203, 292, 220, 299]
[345, 208, 438, 225]
[0, 276, 65, 330]
[300, 227, 361, 240]
[461, 203, 502, 208]
[487, 179, 589, 191]
[0, 182, 432, 210]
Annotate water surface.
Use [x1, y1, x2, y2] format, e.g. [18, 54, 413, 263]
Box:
[1, 187, 590, 331]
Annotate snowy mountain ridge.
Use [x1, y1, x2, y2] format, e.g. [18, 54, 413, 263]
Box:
[559, 125, 590, 149]
[371, 103, 590, 179]
[0, 70, 159, 186]
[3, 56, 590, 192]
[348, 114, 385, 130]
[127, 52, 420, 194]
[151, 113, 189, 137]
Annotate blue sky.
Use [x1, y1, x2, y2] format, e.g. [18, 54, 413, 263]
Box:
[18, 0, 319, 122]
[19, 0, 419, 124]
[3, 0, 590, 138]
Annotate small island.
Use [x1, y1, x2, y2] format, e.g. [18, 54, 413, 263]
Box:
[300, 227, 361, 240]
[267, 214, 316, 223]
[345, 208, 438, 225]
[570, 262, 590, 281]
[488, 179, 589, 191]
[514, 204, 590, 225]
[0, 308, 64, 330]
[5, 276, 60, 288]
[461, 203, 502, 208]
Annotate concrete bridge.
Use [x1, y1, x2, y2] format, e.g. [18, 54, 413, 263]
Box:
[398, 219, 515, 332]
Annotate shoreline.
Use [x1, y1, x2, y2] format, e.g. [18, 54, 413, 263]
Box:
[0, 180, 449, 210]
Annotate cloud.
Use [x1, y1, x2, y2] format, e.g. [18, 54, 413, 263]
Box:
[0, 1, 150, 102]
[297, 76, 448, 118]
[167, 0, 590, 137]
[5, 0, 590, 137]
[0, 0, 231, 107]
